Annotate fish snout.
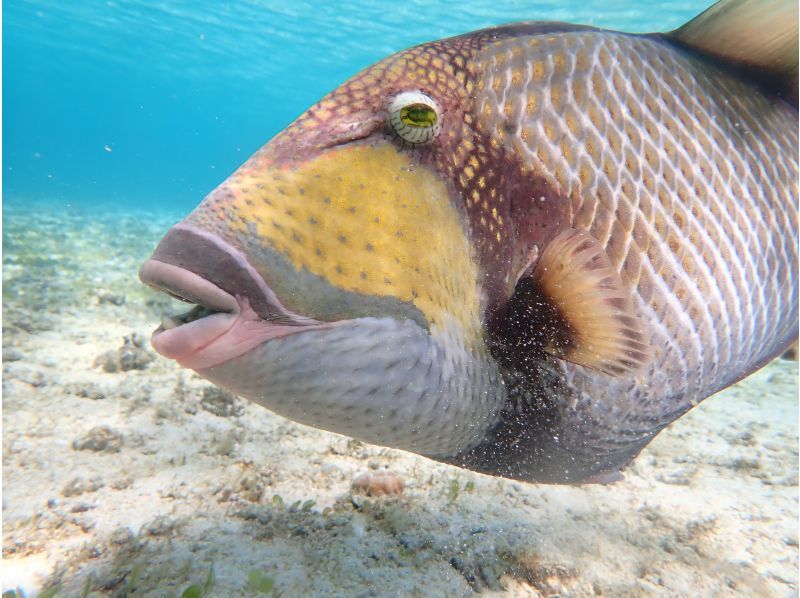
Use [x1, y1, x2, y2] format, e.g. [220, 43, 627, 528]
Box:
[139, 223, 319, 370]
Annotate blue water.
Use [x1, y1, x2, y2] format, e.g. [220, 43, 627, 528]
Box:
[4, 0, 710, 212]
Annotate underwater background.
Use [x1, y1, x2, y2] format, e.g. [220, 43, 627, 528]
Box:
[5, 0, 709, 212]
[4, 1, 798, 597]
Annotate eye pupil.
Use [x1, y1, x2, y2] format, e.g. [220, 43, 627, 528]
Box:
[389, 91, 441, 144]
[400, 104, 437, 127]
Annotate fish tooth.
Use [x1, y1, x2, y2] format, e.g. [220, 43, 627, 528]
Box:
[161, 314, 180, 330]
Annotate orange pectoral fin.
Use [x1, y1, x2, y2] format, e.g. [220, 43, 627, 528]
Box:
[530, 228, 651, 376]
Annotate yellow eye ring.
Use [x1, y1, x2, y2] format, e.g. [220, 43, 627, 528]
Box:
[389, 91, 441, 144]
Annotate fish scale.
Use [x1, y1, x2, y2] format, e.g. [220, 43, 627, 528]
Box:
[476, 30, 797, 411]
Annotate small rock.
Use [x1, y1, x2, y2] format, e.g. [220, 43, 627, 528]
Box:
[110, 477, 133, 490]
[70, 502, 95, 513]
[351, 470, 405, 497]
[3, 347, 24, 362]
[142, 515, 177, 537]
[200, 386, 244, 417]
[97, 289, 126, 306]
[212, 429, 240, 456]
[62, 477, 104, 497]
[72, 426, 124, 453]
[8, 367, 47, 387]
[505, 551, 578, 595]
[94, 334, 154, 373]
[93, 350, 119, 373]
[109, 526, 135, 545]
[656, 468, 694, 485]
[66, 382, 106, 400]
[118, 334, 154, 371]
[731, 456, 761, 471]
[238, 474, 265, 502]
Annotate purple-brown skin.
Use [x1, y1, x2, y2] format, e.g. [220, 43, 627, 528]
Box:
[141, 17, 798, 483]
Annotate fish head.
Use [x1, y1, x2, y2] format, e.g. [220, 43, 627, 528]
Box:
[139, 36, 508, 456]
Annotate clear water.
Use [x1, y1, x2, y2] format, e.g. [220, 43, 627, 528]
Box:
[5, 0, 708, 211]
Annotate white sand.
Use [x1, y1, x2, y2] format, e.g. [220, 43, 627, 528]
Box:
[3, 208, 798, 596]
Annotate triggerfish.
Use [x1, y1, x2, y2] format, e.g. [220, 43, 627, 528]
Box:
[140, 0, 798, 483]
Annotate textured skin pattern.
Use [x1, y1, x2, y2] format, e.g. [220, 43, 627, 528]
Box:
[199, 317, 504, 456]
[220, 144, 483, 346]
[455, 29, 798, 480]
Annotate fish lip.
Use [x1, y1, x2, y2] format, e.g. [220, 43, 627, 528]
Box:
[138, 259, 329, 369]
[143, 223, 314, 325]
[139, 259, 240, 315]
[139, 259, 242, 360]
[139, 226, 326, 368]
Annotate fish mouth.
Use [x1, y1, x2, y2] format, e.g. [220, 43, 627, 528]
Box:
[139, 258, 240, 345]
[139, 224, 323, 370]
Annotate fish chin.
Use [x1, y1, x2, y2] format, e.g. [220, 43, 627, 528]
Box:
[197, 315, 505, 456]
[154, 292, 322, 371]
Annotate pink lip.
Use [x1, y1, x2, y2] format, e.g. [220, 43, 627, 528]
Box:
[140, 259, 319, 370]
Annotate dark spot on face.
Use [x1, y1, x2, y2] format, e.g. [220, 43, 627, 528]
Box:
[299, 188, 305, 196]
[384, 277, 392, 285]
[338, 234, 347, 244]
[323, 197, 331, 204]
[360, 271, 368, 280]
[309, 216, 318, 225]
[365, 243, 375, 252]
[336, 264, 344, 274]
[348, 206, 357, 213]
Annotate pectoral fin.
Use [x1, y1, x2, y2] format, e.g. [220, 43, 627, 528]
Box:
[530, 228, 650, 376]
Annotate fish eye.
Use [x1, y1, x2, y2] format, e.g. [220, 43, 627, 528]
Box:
[388, 91, 441, 144]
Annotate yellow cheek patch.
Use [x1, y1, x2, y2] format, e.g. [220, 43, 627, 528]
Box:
[227, 143, 481, 341]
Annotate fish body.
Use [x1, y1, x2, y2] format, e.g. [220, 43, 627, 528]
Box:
[141, 1, 798, 483]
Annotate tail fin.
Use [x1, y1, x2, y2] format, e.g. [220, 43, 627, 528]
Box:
[669, 0, 798, 103]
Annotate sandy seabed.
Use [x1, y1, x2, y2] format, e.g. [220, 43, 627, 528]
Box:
[2, 206, 798, 597]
